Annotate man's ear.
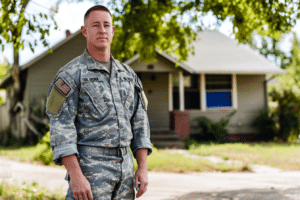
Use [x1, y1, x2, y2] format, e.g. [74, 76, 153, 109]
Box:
[81, 26, 87, 38]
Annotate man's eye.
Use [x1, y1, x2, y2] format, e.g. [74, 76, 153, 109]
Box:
[105, 25, 110, 27]
[93, 25, 99, 27]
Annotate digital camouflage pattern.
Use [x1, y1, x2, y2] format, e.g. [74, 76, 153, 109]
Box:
[65, 147, 135, 200]
[46, 49, 152, 199]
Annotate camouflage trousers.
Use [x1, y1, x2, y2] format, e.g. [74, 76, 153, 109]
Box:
[65, 146, 135, 200]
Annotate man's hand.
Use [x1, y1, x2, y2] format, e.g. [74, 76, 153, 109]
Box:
[134, 148, 148, 198]
[62, 154, 93, 200]
[70, 173, 93, 200]
[134, 167, 148, 198]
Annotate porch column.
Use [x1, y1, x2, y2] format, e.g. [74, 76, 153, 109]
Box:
[232, 73, 238, 109]
[179, 71, 184, 111]
[168, 73, 173, 111]
[200, 73, 206, 111]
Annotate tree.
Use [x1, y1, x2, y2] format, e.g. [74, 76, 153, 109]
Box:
[268, 33, 300, 141]
[104, 0, 300, 62]
[0, 59, 11, 82]
[0, 0, 57, 145]
[250, 35, 291, 69]
[0, 59, 11, 106]
[2, 0, 300, 63]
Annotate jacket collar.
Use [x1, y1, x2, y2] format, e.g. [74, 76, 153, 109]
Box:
[83, 48, 124, 72]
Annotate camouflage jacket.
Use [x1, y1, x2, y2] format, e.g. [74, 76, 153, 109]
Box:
[46, 49, 153, 165]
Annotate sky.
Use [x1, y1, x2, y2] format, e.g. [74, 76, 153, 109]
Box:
[0, 0, 300, 66]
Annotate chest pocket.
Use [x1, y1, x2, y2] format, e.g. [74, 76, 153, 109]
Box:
[81, 76, 109, 116]
[119, 74, 135, 110]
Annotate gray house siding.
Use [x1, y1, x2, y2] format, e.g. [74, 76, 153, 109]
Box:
[0, 103, 9, 134]
[129, 53, 182, 73]
[24, 34, 86, 119]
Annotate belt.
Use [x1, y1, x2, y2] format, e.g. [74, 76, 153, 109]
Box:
[78, 145, 128, 157]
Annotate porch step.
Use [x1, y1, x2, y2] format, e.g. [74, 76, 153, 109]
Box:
[151, 134, 180, 141]
[152, 141, 185, 149]
[150, 131, 185, 149]
[151, 130, 176, 135]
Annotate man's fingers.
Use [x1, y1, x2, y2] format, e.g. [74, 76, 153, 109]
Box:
[82, 191, 89, 200]
[134, 174, 139, 188]
[139, 181, 147, 196]
[74, 193, 83, 200]
[87, 188, 93, 200]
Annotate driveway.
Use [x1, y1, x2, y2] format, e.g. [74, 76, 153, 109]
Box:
[0, 157, 300, 200]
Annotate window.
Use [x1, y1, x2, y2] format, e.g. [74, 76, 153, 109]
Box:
[206, 75, 232, 108]
[173, 74, 200, 109]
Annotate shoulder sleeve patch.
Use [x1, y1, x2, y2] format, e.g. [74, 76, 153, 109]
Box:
[141, 90, 148, 111]
[54, 77, 71, 97]
[46, 86, 67, 116]
[46, 77, 73, 116]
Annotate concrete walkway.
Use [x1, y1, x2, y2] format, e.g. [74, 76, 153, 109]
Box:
[1, 157, 300, 200]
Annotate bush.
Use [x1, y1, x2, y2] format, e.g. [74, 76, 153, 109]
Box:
[34, 131, 53, 165]
[193, 111, 236, 143]
[269, 88, 300, 142]
[252, 107, 277, 141]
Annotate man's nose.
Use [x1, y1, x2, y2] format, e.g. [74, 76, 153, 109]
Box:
[99, 24, 106, 33]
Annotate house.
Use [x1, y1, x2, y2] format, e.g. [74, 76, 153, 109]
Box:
[0, 30, 285, 146]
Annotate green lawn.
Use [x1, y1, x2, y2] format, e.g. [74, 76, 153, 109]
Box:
[0, 144, 250, 173]
[3, 141, 299, 173]
[187, 141, 300, 170]
[0, 181, 65, 200]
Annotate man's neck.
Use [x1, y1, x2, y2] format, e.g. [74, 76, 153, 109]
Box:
[87, 47, 111, 62]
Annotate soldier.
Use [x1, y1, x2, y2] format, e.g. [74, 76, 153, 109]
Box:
[46, 5, 152, 200]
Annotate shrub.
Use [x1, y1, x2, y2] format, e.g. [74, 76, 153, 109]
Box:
[252, 107, 277, 141]
[269, 88, 300, 142]
[194, 111, 236, 143]
[34, 131, 53, 165]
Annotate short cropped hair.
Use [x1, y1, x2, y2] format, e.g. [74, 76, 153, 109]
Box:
[84, 5, 112, 25]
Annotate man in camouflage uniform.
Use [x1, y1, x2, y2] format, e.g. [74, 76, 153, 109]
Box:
[46, 5, 152, 200]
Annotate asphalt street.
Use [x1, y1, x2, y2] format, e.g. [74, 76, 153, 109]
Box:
[0, 157, 300, 200]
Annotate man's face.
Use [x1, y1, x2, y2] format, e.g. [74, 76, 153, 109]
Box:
[81, 10, 115, 51]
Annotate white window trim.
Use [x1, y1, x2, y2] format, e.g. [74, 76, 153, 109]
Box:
[204, 74, 238, 111]
[200, 74, 206, 111]
[168, 73, 173, 112]
[179, 71, 185, 111]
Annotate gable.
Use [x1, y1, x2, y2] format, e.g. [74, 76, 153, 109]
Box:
[129, 53, 184, 73]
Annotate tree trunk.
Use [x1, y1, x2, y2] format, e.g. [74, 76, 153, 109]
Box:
[4, 51, 21, 145]
[3, 0, 30, 146]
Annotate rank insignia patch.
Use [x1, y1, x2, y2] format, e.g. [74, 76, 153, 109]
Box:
[54, 77, 71, 96]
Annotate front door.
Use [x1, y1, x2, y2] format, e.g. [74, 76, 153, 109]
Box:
[139, 73, 169, 131]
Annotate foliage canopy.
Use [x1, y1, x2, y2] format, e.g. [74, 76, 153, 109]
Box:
[268, 33, 300, 141]
[1, 0, 300, 63]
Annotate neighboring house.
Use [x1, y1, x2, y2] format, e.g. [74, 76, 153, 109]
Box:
[0, 30, 285, 143]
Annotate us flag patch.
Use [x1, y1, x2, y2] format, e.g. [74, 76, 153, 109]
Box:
[54, 77, 71, 96]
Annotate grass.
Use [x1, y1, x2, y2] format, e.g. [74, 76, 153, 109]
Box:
[187, 141, 300, 171]
[0, 144, 61, 167]
[3, 141, 300, 172]
[0, 144, 250, 173]
[0, 181, 64, 200]
[133, 148, 251, 173]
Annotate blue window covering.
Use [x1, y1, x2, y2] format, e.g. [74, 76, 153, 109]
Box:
[206, 92, 232, 108]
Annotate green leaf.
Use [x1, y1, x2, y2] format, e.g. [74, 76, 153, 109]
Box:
[29, 43, 34, 53]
